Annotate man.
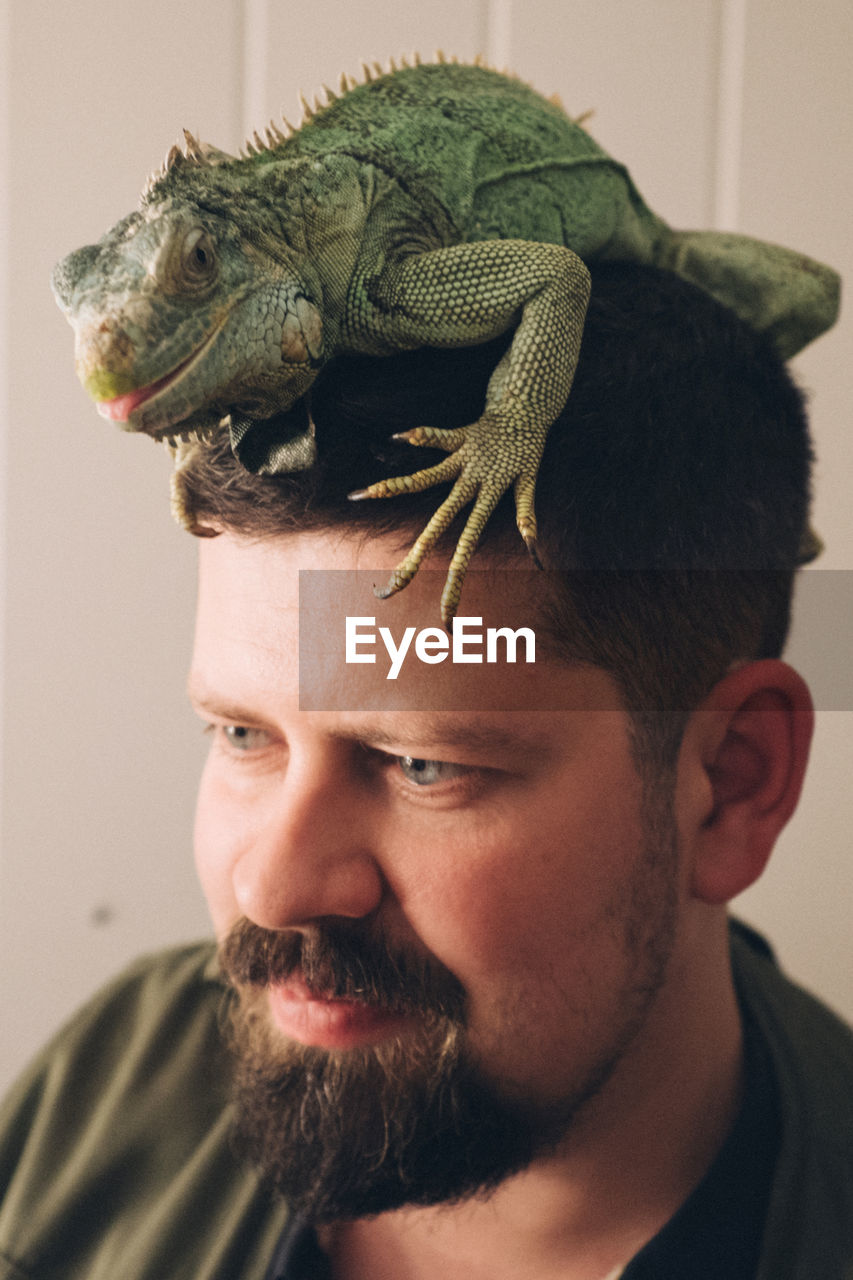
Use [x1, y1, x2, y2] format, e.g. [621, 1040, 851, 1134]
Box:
[1, 263, 851, 1278]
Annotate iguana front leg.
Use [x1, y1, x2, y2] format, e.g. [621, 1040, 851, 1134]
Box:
[347, 240, 591, 624]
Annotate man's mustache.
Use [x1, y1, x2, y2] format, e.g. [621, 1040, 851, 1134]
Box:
[219, 917, 467, 1022]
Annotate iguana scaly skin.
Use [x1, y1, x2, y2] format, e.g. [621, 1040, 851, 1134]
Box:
[52, 56, 840, 622]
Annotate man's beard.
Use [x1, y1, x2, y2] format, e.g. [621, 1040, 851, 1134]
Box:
[219, 807, 679, 1224]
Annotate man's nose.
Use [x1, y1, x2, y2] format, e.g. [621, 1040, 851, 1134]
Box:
[231, 753, 384, 931]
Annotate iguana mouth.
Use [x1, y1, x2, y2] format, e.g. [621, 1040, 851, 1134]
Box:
[96, 323, 223, 427]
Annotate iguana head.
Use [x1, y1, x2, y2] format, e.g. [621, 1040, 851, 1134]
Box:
[51, 139, 324, 444]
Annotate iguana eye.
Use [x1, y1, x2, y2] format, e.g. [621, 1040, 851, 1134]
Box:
[180, 227, 217, 287]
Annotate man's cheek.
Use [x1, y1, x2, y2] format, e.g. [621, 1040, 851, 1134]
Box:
[193, 784, 243, 934]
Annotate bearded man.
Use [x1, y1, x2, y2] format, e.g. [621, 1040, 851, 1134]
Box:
[1, 264, 851, 1279]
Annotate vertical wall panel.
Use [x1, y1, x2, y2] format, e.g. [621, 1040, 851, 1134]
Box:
[0, 0, 242, 1091]
[248, 0, 486, 136]
[509, 0, 721, 227]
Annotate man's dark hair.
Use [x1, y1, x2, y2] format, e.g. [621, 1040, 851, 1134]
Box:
[178, 262, 813, 771]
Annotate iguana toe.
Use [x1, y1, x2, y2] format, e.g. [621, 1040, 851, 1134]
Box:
[348, 450, 463, 501]
[373, 470, 478, 602]
[514, 473, 543, 567]
[390, 425, 468, 452]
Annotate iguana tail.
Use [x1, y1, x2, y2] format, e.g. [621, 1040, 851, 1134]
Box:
[662, 229, 840, 361]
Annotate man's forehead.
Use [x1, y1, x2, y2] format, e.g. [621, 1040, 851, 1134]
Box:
[192, 531, 625, 716]
[194, 528, 547, 643]
[195, 525, 536, 597]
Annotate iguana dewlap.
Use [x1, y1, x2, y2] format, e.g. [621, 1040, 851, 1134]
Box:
[52, 57, 840, 622]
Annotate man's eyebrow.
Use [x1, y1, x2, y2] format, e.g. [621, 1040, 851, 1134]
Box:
[186, 683, 549, 758]
[186, 680, 260, 724]
[331, 715, 550, 758]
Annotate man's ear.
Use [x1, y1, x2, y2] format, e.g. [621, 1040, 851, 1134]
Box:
[685, 660, 814, 905]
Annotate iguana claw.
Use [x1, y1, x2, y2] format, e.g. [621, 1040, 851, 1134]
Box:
[349, 411, 547, 624]
[390, 425, 468, 451]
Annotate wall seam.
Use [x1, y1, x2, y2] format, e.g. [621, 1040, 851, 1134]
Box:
[241, 0, 270, 142]
[713, 0, 747, 230]
[486, 0, 513, 70]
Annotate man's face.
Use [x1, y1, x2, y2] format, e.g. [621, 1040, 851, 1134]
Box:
[190, 530, 686, 1219]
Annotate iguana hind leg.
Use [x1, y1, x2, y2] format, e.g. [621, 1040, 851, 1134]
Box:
[347, 240, 590, 623]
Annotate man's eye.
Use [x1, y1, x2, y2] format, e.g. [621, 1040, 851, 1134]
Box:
[220, 725, 271, 752]
[396, 756, 467, 787]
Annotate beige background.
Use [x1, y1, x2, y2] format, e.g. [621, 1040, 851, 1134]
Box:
[0, 0, 850, 1091]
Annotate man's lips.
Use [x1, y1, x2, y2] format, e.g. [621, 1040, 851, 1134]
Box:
[267, 976, 413, 1050]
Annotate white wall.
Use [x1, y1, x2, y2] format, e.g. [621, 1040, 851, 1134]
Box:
[0, 0, 850, 1091]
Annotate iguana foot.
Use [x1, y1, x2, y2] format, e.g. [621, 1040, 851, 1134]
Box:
[349, 411, 547, 624]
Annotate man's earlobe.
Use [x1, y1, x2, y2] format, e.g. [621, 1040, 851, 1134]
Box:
[688, 660, 814, 905]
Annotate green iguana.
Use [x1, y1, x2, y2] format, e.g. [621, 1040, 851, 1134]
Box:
[52, 55, 840, 622]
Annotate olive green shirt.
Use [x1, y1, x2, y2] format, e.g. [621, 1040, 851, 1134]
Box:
[1, 924, 851, 1279]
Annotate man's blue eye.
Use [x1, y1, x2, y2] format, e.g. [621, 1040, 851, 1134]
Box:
[222, 725, 269, 752]
[397, 756, 465, 786]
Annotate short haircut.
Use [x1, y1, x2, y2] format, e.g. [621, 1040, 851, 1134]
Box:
[177, 262, 813, 772]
